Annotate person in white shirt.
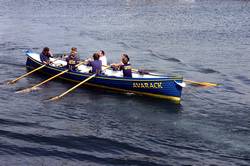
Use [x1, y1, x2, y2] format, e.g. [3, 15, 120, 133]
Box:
[98, 50, 107, 66]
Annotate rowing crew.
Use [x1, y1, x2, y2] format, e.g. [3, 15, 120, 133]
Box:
[39, 47, 132, 78]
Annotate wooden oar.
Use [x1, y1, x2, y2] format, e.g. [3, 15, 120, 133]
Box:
[49, 66, 110, 101]
[183, 79, 219, 87]
[7, 65, 46, 85]
[16, 61, 86, 93]
[48, 74, 96, 101]
[7, 57, 61, 85]
[104, 65, 218, 87]
[133, 69, 219, 87]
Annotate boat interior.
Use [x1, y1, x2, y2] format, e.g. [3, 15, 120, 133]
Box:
[28, 52, 169, 79]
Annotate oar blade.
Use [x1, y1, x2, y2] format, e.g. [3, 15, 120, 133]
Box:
[6, 80, 17, 85]
[199, 82, 218, 87]
[48, 96, 61, 101]
[15, 87, 39, 94]
[190, 82, 218, 87]
[184, 79, 219, 87]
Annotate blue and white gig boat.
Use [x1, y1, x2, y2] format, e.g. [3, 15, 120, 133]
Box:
[25, 51, 184, 103]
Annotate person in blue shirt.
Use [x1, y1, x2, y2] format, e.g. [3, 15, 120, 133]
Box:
[111, 54, 132, 78]
[66, 51, 79, 71]
[87, 53, 102, 74]
[40, 47, 53, 64]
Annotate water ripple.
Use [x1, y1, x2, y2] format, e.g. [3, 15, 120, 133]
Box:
[146, 49, 182, 63]
[0, 143, 169, 165]
[0, 130, 165, 158]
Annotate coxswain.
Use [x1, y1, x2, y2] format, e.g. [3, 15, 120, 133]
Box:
[40, 47, 53, 65]
[111, 54, 132, 78]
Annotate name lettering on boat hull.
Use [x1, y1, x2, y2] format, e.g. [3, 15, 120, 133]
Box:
[133, 82, 163, 89]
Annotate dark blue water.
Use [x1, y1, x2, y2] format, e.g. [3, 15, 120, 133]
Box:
[0, 0, 250, 165]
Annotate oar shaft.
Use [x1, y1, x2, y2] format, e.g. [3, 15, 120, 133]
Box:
[32, 69, 69, 89]
[184, 79, 218, 86]
[49, 66, 110, 101]
[30, 61, 86, 89]
[8, 57, 62, 84]
[132, 68, 218, 87]
[9, 65, 46, 84]
[184, 79, 197, 84]
[58, 74, 96, 99]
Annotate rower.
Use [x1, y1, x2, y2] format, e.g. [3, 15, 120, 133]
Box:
[62, 47, 79, 59]
[66, 51, 79, 71]
[111, 54, 132, 78]
[87, 53, 102, 74]
[40, 47, 53, 65]
[71, 47, 80, 59]
[98, 50, 107, 66]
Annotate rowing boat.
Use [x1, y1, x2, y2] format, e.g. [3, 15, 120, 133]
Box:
[25, 51, 184, 103]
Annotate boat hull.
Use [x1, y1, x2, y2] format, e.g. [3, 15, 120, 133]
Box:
[26, 54, 183, 103]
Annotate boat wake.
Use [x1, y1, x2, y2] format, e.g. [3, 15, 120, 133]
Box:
[198, 68, 220, 74]
[146, 49, 182, 63]
[234, 75, 250, 86]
